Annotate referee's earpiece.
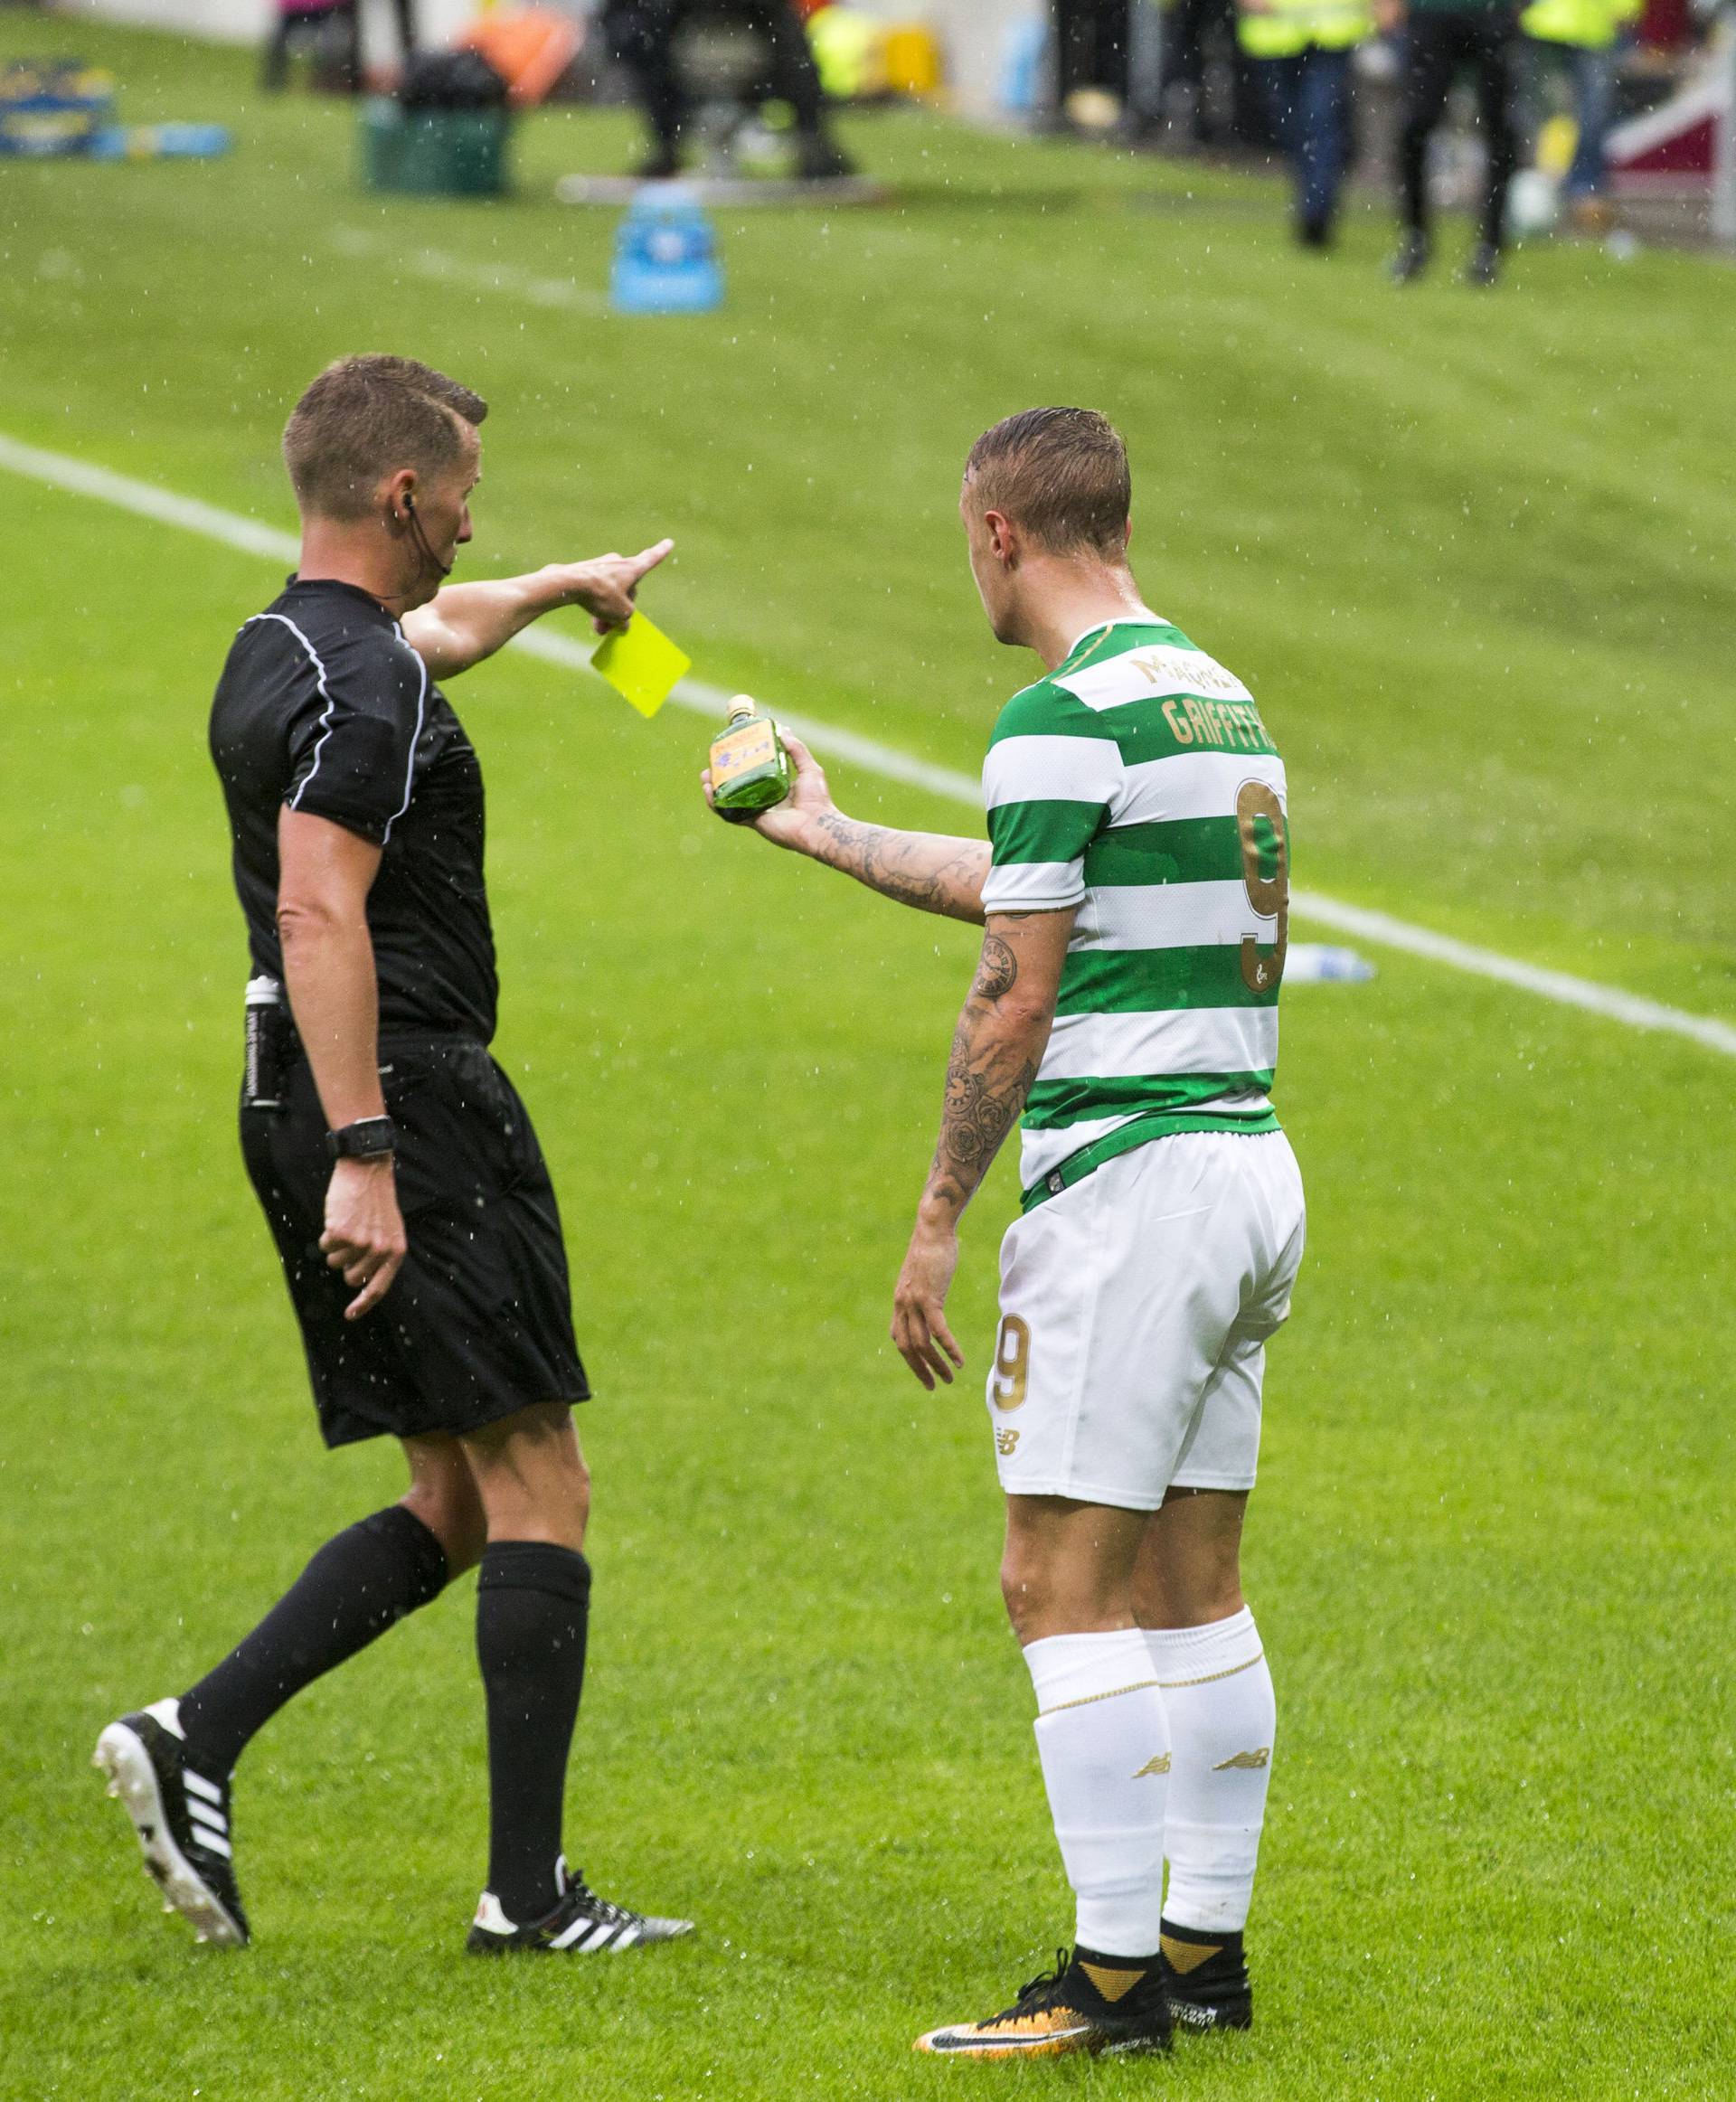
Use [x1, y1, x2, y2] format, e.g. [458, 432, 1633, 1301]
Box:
[397, 485, 453, 580]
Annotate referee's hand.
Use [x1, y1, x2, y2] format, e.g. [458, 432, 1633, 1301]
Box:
[321, 1157, 408, 1320]
[543, 541, 674, 635]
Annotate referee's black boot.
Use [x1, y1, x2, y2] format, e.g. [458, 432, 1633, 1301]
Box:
[94, 1699, 250, 1947]
[467, 1855, 693, 1955]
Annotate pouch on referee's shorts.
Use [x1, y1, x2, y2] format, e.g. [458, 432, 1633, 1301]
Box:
[242, 976, 293, 1113]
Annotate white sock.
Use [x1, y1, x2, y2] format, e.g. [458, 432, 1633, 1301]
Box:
[1143, 1607, 1275, 1934]
[1024, 1629, 1171, 1959]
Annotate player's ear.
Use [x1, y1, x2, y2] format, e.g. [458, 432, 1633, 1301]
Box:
[984, 508, 1015, 565]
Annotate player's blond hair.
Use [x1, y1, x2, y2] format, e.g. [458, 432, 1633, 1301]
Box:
[283, 354, 487, 520]
[965, 407, 1131, 560]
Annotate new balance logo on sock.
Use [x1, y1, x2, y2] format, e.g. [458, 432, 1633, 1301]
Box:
[1131, 1753, 1171, 1778]
[1212, 1748, 1270, 1770]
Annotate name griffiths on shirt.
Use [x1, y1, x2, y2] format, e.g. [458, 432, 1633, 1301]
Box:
[1160, 693, 1276, 755]
[1112, 645, 1277, 756]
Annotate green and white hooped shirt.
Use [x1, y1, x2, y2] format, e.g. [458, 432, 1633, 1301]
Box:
[980, 617, 1289, 1211]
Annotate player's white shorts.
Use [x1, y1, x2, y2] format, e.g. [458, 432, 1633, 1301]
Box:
[986, 1130, 1306, 1510]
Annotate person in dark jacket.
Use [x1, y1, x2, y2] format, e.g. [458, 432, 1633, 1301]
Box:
[1384, 0, 1523, 283]
[605, 0, 854, 180]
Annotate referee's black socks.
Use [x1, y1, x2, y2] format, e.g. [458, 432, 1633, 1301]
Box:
[476, 1541, 591, 1925]
[178, 1504, 449, 1777]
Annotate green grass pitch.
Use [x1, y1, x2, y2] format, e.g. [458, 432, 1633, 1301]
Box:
[1, 21, 1731, 2099]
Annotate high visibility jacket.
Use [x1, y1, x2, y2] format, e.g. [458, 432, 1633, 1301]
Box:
[806, 5, 880, 99]
[1236, 0, 1373, 59]
[1520, 0, 1639, 48]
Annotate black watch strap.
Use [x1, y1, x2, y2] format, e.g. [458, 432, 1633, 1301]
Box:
[326, 1116, 399, 1162]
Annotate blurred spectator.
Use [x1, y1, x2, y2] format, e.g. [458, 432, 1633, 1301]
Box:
[1522, 0, 1640, 227]
[1158, 0, 1275, 147]
[1237, 0, 1373, 242]
[1383, 0, 1522, 283]
[603, 0, 854, 179]
[1055, 0, 1133, 105]
[262, 0, 359, 93]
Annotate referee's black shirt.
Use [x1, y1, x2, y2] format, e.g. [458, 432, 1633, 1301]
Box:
[210, 576, 497, 1042]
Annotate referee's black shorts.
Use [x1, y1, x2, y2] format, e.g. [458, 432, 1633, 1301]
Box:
[241, 1035, 590, 1448]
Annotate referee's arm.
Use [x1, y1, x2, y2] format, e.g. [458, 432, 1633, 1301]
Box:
[277, 808, 407, 1321]
[401, 541, 673, 677]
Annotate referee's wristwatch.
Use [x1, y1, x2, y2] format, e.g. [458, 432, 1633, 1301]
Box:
[326, 1117, 400, 1163]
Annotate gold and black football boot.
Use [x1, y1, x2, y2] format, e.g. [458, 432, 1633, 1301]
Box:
[914, 1946, 1174, 2060]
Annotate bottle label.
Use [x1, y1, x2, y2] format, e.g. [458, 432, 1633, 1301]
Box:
[711, 720, 778, 779]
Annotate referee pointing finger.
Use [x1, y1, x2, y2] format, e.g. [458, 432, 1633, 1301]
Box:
[94, 355, 692, 1957]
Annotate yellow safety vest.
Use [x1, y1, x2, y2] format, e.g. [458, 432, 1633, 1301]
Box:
[1236, 0, 1373, 59]
[1520, 0, 1639, 48]
[806, 6, 881, 99]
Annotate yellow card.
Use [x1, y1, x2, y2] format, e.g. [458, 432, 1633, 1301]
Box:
[590, 613, 692, 720]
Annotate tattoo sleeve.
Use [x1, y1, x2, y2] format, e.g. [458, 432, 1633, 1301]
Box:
[808, 814, 989, 923]
[924, 931, 1043, 1215]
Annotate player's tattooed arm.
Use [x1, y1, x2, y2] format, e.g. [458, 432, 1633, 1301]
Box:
[706, 730, 989, 921]
[927, 934, 1038, 1210]
[892, 910, 1076, 1390]
[808, 813, 990, 924]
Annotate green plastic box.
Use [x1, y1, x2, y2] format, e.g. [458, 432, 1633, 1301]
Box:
[361, 97, 510, 198]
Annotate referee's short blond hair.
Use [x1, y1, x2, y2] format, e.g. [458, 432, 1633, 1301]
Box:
[283, 354, 487, 521]
[965, 407, 1131, 561]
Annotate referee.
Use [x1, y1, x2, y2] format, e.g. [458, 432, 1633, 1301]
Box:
[95, 354, 693, 1956]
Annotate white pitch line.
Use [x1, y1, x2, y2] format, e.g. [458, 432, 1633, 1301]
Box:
[0, 432, 300, 564]
[4, 427, 1732, 1062]
[1288, 893, 1736, 1058]
[329, 227, 613, 316]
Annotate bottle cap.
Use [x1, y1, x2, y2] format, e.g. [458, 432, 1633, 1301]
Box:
[726, 694, 757, 722]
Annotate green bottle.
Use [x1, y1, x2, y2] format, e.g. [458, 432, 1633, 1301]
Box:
[708, 693, 791, 824]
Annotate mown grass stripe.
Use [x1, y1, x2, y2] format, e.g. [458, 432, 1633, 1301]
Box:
[4, 429, 1733, 1061]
